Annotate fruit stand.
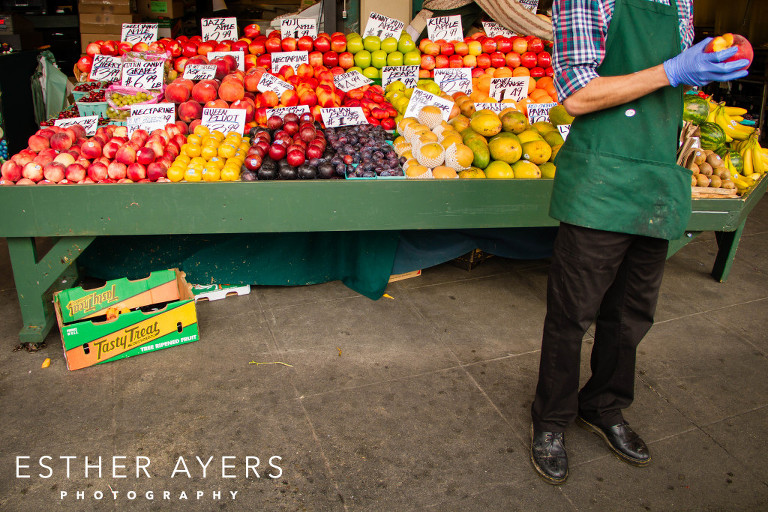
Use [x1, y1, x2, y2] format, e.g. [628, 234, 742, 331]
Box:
[1, 176, 766, 344]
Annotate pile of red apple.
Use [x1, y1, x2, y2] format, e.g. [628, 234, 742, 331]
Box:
[341, 85, 397, 129]
[418, 33, 553, 79]
[0, 123, 187, 185]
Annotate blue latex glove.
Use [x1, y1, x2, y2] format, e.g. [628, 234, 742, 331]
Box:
[663, 38, 749, 87]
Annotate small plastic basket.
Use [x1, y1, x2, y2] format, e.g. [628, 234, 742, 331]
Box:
[76, 101, 108, 119]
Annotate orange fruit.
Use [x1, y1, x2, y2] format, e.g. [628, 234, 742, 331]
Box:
[529, 89, 551, 103]
[493, 67, 513, 78]
[535, 76, 553, 90]
[512, 67, 530, 77]
[476, 75, 492, 94]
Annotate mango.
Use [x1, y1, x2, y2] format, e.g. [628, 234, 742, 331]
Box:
[488, 133, 523, 164]
[469, 110, 502, 137]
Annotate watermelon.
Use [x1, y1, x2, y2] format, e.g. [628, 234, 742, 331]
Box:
[729, 150, 744, 173]
[699, 121, 726, 150]
[682, 95, 710, 125]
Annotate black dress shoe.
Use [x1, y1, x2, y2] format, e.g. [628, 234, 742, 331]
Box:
[530, 425, 568, 484]
[576, 417, 651, 466]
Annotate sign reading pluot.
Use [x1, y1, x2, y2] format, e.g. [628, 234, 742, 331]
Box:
[121, 60, 164, 90]
[526, 102, 558, 124]
[433, 68, 473, 95]
[333, 71, 373, 92]
[89, 55, 122, 82]
[489, 77, 529, 102]
[404, 88, 454, 121]
[426, 15, 463, 42]
[321, 107, 368, 127]
[381, 65, 419, 88]
[201, 108, 247, 135]
[121, 23, 158, 44]
[266, 105, 310, 120]
[54, 116, 99, 136]
[280, 18, 318, 38]
[201, 17, 238, 42]
[207, 51, 245, 72]
[363, 12, 405, 40]
[183, 64, 217, 80]
[520, 0, 539, 12]
[257, 73, 294, 95]
[270, 51, 309, 73]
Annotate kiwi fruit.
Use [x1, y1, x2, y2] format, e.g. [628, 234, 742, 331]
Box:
[691, 174, 697, 186]
[721, 180, 736, 190]
[706, 153, 723, 168]
[698, 162, 713, 176]
[714, 166, 730, 179]
[696, 174, 710, 187]
[693, 149, 706, 165]
[689, 162, 700, 175]
[709, 175, 722, 188]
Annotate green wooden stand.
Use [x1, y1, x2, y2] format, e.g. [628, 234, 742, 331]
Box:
[0, 178, 765, 343]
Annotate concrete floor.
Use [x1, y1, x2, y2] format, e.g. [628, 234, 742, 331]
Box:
[2, 200, 768, 511]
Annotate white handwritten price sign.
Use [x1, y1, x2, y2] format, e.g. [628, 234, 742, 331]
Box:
[201, 108, 247, 134]
[270, 51, 309, 73]
[489, 77, 529, 102]
[266, 105, 310, 119]
[127, 113, 174, 136]
[520, 0, 539, 12]
[89, 55, 122, 82]
[183, 64, 217, 80]
[433, 68, 473, 95]
[426, 15, 463, 42]
[558, 124, 570, 141]
[473, 102, 512, 114]
[121, 61, 164, 90]
[201, 17, 238, 42]
[121, 23, 158, 44]
[363, 12, 405, 40]
[333, 71, 373, 92]
[207, 51, 245, 71]
[321, 107, 368, 127]
[280, 18, 318, 38]
[381, 66, 419, 88]
[404, 88, 454, 121]
[257, 73, 294, 95]
[526, 102, 558, 123]
[54, 116, 99, 136]
[130, 102, 175, 119]
[482, 21, 515, 38]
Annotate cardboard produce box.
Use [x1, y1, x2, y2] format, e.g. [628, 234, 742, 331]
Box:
[54, 269, 199, 371]
[80, 13, 141, 34]
[136, 0, 185, 19]
[79, 0, 136, 15]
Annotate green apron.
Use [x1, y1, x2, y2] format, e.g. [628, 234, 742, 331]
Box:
[549, 0, 692, 240]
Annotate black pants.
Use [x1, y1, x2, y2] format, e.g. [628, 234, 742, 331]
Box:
[531, 223, 669, 432]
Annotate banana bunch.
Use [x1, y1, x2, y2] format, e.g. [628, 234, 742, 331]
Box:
[706, 101, 755, 142]
[728, 131, 767, 191]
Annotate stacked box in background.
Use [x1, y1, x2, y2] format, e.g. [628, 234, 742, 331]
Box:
[136, 0, 186, 38]
[79, 0, 138, 52]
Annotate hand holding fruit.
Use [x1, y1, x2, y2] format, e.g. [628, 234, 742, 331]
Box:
[663, 37, 750, 88]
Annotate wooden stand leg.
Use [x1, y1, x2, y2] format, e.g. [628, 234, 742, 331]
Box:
[7, 236, 95, 343]
[712, 220, 746, 283]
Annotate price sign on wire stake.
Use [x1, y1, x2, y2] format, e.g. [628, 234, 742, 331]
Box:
[489, 77, 529, 102]
[404, 88, 454, 121]
[520, 0, 539, 12]
[473, 102, 511, 114]
[526, 102, 558, 124]
[321, 107, 368, 127]
[363, 12, 405, 39]
[207, 51, 245, 71]
[121, 24, 158, 44]
[270, 51, 309, 72]
[121, 60, 164, 90]
[183, 64, 217, 80]
[201, 108, 247, 135]
[281, 18, 318, 38]
[426, 15, 463, 42]
[127, 113, 174, 136]
[482, 21, 515, 38]
[201, 17, 238, 42]
[381, 66, 419, 88]
[54, 116, 99, 136]
[130, 102, 175, 118]
[433, 68, 473, 95]
[558, 124, 570, 141]
[89, 55, 122, 82]
[333, 71, 373, 92]
[266, 105, 310, 120]
[257, 73, 294, 95]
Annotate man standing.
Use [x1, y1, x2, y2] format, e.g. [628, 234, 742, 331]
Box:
[530, 0, 749, 485]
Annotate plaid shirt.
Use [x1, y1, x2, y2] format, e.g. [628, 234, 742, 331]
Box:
[552, 0, 694, 101]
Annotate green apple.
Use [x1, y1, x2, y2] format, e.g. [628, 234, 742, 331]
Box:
[362, 66, 380, 79]
[381, 37, 398, 53]
[353, 50, 371, 68]
[346, 36, 364, 54]
[371, 49, 388, 69]
[348, 66, 364, 74]
[398, 35, 416, 54]
[386, 51, 404, 66]
[403, 50, 421, 66]
[346, 32, 362, 40]
[363, 35, 381, 52]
